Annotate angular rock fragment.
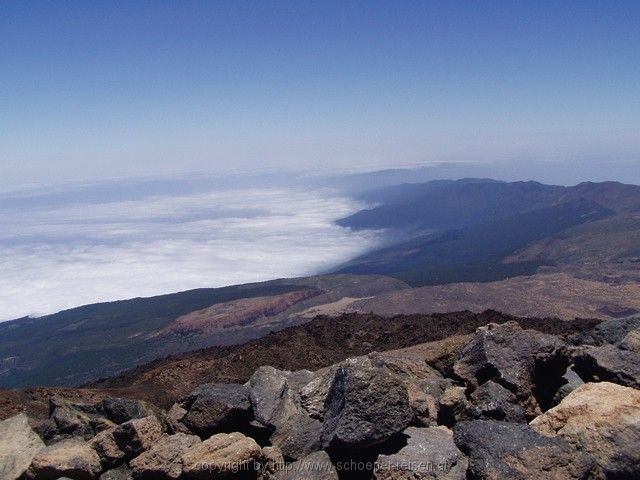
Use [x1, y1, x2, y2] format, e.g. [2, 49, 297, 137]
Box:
[453, 420, 594, 480]
[112, 416, 163, 458]
[0, 413, 45, 480]
[453, 322, 569, 416]
[374, 426, 467, 479]
[181, 383, 252, 437]
[181, 432, 261, 479]
[322, 357, 413, 450]
[25, 439, 102, 480]
[90, 428, 126, 468]
[129, 433, 200, 480]
[461, 380, 526, 423]
[572, 344, 640, 388]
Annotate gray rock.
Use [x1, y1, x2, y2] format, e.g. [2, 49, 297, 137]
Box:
[270, 412, 323, 461]
[322, 357, 414, 450]
[44, 397, 115, 443]
[90, 428, 126, 468]
[375, 426, 467, 479]
[0, 413, 45, 480]
[100, 398, 157, 425]
[129, 433, 200, 480]
[461, 380, 526, 423]
[551, 365, 584, 405]
[453, 420, 595, 480]
[25, 438, 102, 480]
[573, 344, 640, 388]
[273, 450, 338, 480]
[590, 317, 640, 346]
[180, 383, 251, 438]
[453, 322, 569, 417]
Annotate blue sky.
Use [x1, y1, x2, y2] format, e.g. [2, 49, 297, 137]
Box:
[2, 1, 639, 187]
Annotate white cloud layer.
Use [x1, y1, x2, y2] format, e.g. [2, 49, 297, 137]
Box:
[0, 185, 380, 320]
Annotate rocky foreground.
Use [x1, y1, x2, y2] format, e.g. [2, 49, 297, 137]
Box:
[1, 317, 640, 480]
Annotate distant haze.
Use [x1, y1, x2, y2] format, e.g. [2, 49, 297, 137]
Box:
[2, 2, 639, 188]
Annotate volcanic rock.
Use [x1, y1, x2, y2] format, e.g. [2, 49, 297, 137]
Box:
[531, 382, 640, 478]
[25, 439, 102, 480]
[0, 413, 45, 480]
[374, 426, 467, 479]
[572, 344, 640, 388]
[453, 420, 594, 479]
[129, 433, 200, 480]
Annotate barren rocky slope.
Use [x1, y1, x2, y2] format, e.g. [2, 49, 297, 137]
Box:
[2, 314, 639, 479]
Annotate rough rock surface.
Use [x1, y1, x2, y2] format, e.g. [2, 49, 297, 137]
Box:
[260, 446, 284, 477]
[621, 329, 640, 353]
[531, 382, 640, 478]
[460, 380, 526, 423]
[112, 416, 163, 458]
[180, 383, 252, 437]
[0, 413, 45, 480]
[181, 432, 261, 479]
[129, 433, 200, 480]
[90, 428, 126, 468]
[322, 356, 414, 450]
[273, 450, 338, 480]
[552, 365, 584, 404]
[26, 439, 102, 480]
[374, 426, 467, 479]
[572, 344, 640, 388]
[589, 317, 640, 346]
[453, 420, 594, 480]
[44, 397, 115, 443]
[453, 321, 569, 416]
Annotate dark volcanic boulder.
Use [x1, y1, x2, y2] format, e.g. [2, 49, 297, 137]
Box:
[531, 382, 640, 479]
[322, 357, 414, 450]
[453, 420, 595, 480]
[99, 465, 133, 480]
[374, 426, 467, 479]
[572, 344, 640, 389]
[180, 383, 252, 437]
[453, 321, 569, 416]
[460, 380, 526, 423]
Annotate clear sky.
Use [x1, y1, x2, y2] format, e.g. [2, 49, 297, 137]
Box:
[2, 0, 639, 188]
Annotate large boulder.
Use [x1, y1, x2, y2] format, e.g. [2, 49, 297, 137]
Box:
[0, 413, 45, 480]
[180, 383, 252, 438]
[374, 426, 467, 479]
[181, 432, 261, 479]
[112, 416, 163, 459]
[100, 398, 159, 425]
[453, 322, 569, 417]
[530, 382, 640, 478]
[453, 420, 594, 480]
[25, 439, 102, 480]
[572, 344, 640, 389]
[322, 357, 414, 450]
[129, 433, 201, 480]
[273, 450, 338, 480]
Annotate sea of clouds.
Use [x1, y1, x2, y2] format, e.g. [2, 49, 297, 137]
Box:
[0, 178, 381, 320]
